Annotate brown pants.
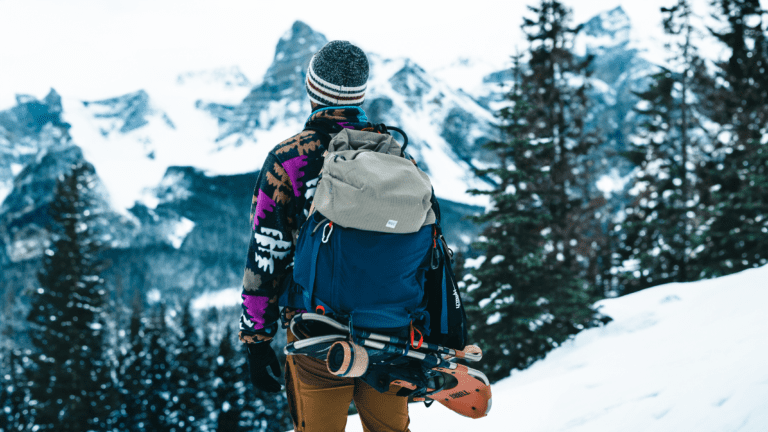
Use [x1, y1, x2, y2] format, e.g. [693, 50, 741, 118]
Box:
[285, 330, 411, 432]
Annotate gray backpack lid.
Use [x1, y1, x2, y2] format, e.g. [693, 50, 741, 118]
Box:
[313, 129, 436, 233]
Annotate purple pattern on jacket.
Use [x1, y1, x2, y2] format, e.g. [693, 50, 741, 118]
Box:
[242, 294, 270, 329]
[283, 155, 308, 197]
[239, 107, 371, 342]
[253, 189, 276, 228]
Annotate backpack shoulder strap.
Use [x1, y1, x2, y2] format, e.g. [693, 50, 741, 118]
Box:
[305, 120, 410, 155]
[303, 119, 342, 143]
[430, 190, 443, 229]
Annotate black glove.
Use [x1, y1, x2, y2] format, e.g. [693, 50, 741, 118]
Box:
[246, 342, 282, 393]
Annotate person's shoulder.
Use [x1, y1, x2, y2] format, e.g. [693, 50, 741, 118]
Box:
[271, 129, 326, 162]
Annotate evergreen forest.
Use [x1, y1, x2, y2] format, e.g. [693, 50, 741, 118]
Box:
[1, 0, 766, 430]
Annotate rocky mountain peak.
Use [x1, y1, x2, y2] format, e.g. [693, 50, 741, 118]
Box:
[1, 89, 69, 139]
[82, 90, 175, 136]
[1, 90, 73, 203]
[0, 144, 135, 263]
[389, 60, 433, 109]
[581, 5, 643, 86]
[583, 6, 631, 46]
[263, 21, 328, 92]
[274, 21, 327, 67]
[211, 21, 328, 141]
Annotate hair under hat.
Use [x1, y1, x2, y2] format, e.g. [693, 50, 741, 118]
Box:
[306, 41, 369, 107]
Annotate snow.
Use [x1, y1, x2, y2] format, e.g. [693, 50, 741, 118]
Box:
[168, 217, 195, 249]
[490, 255, 505, 264]
[58, 76, 291, 212]
[464, 256, 487, 270]
[342, 264, 768, 432]
[9, 163, 23, 176]
[192, 287, 241, 310]
[0, 185, 9, 206]
[146, 288, 162, 304]
[3, 0, 765, 211]
[596, 168, 631, 198]
[432, 57, 503, 96]
[365, 55, 494, 205]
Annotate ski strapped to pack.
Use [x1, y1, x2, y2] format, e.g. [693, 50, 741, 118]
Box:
[288, 314, 483, 368]
[285, 313, 491, 419]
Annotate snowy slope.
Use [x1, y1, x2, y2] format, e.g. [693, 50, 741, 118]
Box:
[189, 263, 768, 432]
[346, 266, 768, 432]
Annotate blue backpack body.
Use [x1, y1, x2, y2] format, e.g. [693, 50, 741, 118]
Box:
[290, 211, 433, 331]
[279, 122, 468, 349]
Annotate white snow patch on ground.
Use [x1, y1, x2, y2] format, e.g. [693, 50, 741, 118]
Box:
[341, 265, 768, 432]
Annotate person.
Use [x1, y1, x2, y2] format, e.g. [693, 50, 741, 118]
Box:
[239, 40, 412, 432]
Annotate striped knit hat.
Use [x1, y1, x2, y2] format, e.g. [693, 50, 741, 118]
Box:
[306, 41, 369, 107]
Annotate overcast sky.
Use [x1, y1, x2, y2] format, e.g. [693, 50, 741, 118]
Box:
[0, 0, 765, 107]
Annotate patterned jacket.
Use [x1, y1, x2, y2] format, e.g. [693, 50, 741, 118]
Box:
[239, 107, 373, 344]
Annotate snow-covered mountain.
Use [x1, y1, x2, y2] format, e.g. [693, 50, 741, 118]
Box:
[0, 9, 657, 297]
[0, 19, 502, 269]
[441, 6, 657, 196]
[197, 20, 497, 196]
[0, 91, 71, 204]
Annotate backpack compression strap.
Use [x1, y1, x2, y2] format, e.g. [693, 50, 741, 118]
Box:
[303, 120, 338, 143]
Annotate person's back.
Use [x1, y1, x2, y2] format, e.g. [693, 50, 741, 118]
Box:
[238, 40, 413, 432]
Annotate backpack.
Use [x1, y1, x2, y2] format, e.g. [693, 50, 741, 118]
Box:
[279, 123, 468, 349]
[422, 194, 468, 350]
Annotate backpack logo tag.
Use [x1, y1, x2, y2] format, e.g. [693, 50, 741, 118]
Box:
[386, 220, 398, 229]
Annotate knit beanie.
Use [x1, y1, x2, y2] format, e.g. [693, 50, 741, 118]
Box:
[306, 40, 369, 107]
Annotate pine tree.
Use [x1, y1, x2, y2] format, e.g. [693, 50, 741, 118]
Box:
[0, 349, 33, 432]
[1, 291, 34, 432]
[116, 291, 149, 432]
[520, 0, 611, 293]
[169, 301, 208, 431]
[697, 0, 768, 276]
[1, 295, 13, 431]
[25, 162, 118, 431]
[467, 1, 609, 383]
[617, 0, 714, 292]
[0, 348, 8, 431]
[144, 303, 174, 431]
[212, 328, 251, 432]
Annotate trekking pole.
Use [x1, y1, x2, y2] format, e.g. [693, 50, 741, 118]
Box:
[354, 338, 456, 370]
[351, 328, 483, 362]
[290, 313, 482, 362]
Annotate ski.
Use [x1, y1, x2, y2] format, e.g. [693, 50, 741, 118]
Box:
[284, 313, 492, 419]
